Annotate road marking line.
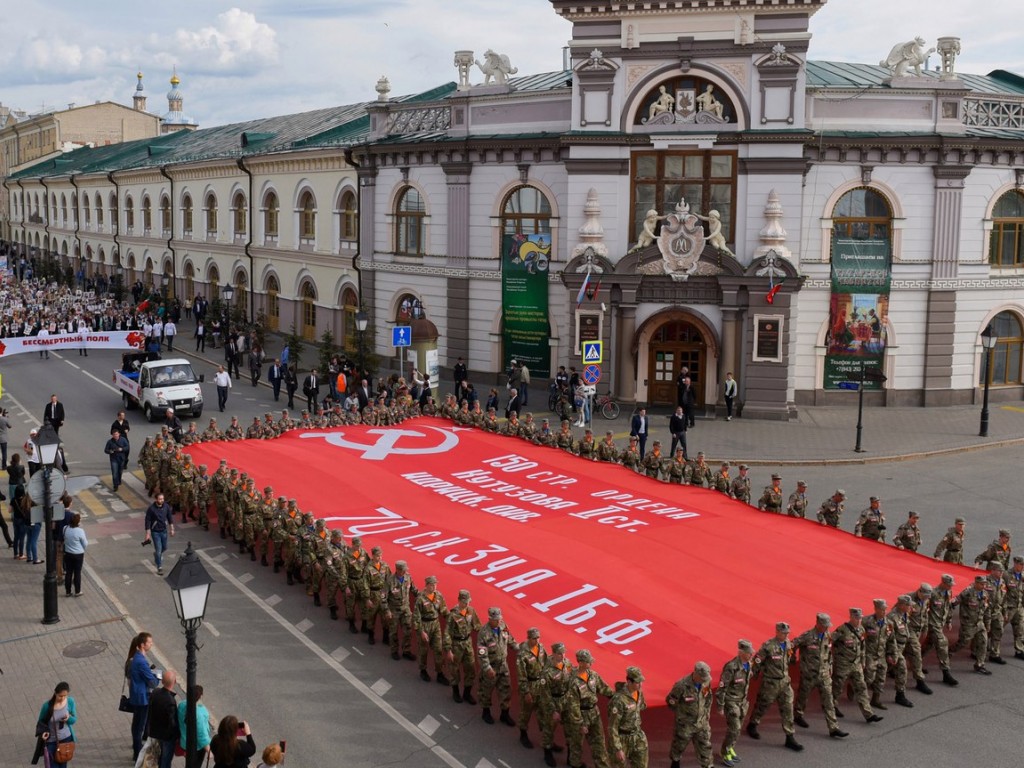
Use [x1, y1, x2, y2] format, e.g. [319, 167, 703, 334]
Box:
[371, 678, 392, 696]
[295, 618, 313, 633]
[331, 646, 350, 662]
[77, 488, 108, 517]
[265, 594, 282, 607]
[80, 367, 122, 394]
[213, 553, 230, 563]
[238, 573, 254, 584]
[97, 516, 116, 524]
[112, 533, 133, 541]
[66, 362, 81, 370]
[204, 622, 221, 637]
[198, 551, 468, 768]
[418, 715, 440, 736]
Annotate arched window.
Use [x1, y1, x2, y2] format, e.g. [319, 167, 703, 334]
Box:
[108, 193, 117, 231]
[184, 263, 195, 303]
[182, 194, 193, 235]
[263, 191, 279, 240]
[204, 193, 218, 237]
[233, 271, 248, 313]
[232, 191, 247, 237]
[208, 264, 220, 298]
[124, 195, 135, 232]
[395, 187, 425, 256]
[985, 311, 1024, 386]
[300, 280, 317, 340]
[339, 190, 357, 241]
[70, 194, 77, 226]
[60, 194, 68, 227]
[502, 185, 552, 236]
[989, 190, 1024, 267]
[83, 195, 91, 228]
[95, 193, 104, 230]
[831, 188, 891, 241]
[341, 286, 359, 349]
[142, 195, 152, 233]
[299, 190, 316, 242]
[265, 275, 280, 331]
[160, 196, 171, 233]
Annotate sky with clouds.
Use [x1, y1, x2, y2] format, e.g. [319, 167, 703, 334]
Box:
[2, 0, 1023, 128]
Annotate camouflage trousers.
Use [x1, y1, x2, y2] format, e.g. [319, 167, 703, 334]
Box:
[614, 729, 649, 768]
[231, 509, 245, 542]
[890, 647, 908, 693]
[540, 694, 571, 750]
[904, 631, 925, 679]
[271, 531, 288, 565]
[952, 622, 988, 663]
[307, 561, 324, 597]
[749, 678, 795, 735]
[365, 595, 387, 635]
[863, 653, 887, 697]
[720, 700, 748, 754]
[832, 663, 874, 719]
[669, 720, 711, 766]
[448, 638, 475, 688]
[282, 538, 299, 571]
[479, 667, 512, 710]
[243, 514, 258, 549]
[323, 571, 344, 610]
[258, 520, 274, 558]
[178, 486, 194, 517]
[988, 613, 1006, 658]
[346, 580, 367, 622]
[389, 607, 413, 655]
[795, 673, 838, 731]
[1009, 606, 1024, 655]
[567, 707, 608, 768]
[924, 626, 952, 670]
[196, 497, 210, 526]
[418, 619, 445, 674]
[517, 680, 544, 730]
[143, 465, 158, 494]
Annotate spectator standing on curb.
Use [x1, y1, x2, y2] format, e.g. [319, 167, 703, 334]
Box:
[215, 365, 232, 412]
[144, 493, 175, 575]
[146, 669, 180, 768]
[195, 319, 206, 352]
[249, 344, 264, 387]
[62, 512, 87, 597]
[177, 684, 214, 765]
[0, 406, 11, 470]
[33, 681, 77, 768]
[285, 365, 298, 410]
[268, 359, 284, 402]
[106, 430, 130, 491]
[210, 716, 256, 768]
[724, 371, 738, 421]
[126, 632, 160, 761]
[453, 356, 467, 397]
[669, 405, 688, 459]
[164, 319, 177, 351]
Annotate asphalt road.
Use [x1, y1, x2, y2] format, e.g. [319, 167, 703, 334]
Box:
[2, 346, 1024, 767]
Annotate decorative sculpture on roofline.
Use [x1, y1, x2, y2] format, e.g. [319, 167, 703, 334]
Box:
[476, 50, 518, 85]
[880, 37, 935, 78]
[635, 199, 705, 281]
[642, 83, 728, 126]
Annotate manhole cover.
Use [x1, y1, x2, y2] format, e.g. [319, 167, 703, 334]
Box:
[63, 640, 109, 658]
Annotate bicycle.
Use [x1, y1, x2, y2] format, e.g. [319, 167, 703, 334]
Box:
[547, 382, 572, 421]
[594, 393, 620, 420]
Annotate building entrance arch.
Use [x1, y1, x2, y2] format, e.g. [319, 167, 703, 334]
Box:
[635, 311, 718, 407]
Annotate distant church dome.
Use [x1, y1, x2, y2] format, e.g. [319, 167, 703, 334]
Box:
[162, 69, 198, 133]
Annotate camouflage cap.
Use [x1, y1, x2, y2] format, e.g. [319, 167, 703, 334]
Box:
[797, 480, 807, 487]
[315, 519, 325, 528]
[990, 561, 1005, 573]
[527, 627, 540, 639]
[628, 434, 637, 441]
[850, 607, 864, 618]
[198, 464, 207, 471]
[918, 582, 933, 594]
[424, 575, 438, 585]
[872, 599, 887, 610]
[575, 649, 593, 663]
[869, 495, 880, 502]
[908, 510, 920, 518]
[999, 528, 1011, 538]
[738, 639, 754, 653]
[652, 440, 661, 447]
[626, 666, 645, 683]
[229, 468, 238, 475]
[775, 621, 790, 632]
[941, 574, 955, 585]
[1014, 556, 1024, 565]
[551, 642, 566, 654]
[697, 451, 705, 457]
[219, 459, 227, 465]
[458, 589, 471, 600]
[144, 436, 153, 442]
[738, 464, 749, 471]
[974, 574, 987, 585]
[371, 545, 382, 555]
[351, 536, 362, 546]
[264, 486, 273, 494]
[693, 662, 711, 681]
[897, 594, 913, 605]
[395, 560, 407, 570]
[771, 473, 781, 480]
[955, 517, 966, 524]
[278, 495, 287, 502]
[816, 612, 832, 627]
[721, 461, 730, 468]
[487, 606, 501, 619]
[331, 529, 345, 540]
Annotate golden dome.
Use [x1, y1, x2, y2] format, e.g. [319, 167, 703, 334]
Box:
[170, 73, 180, 86]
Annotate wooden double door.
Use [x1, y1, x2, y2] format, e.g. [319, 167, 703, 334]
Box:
[647, 320, 707, 406]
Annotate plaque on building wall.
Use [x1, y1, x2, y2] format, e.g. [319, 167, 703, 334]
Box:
[576, 310, 602, 355]
[753, 315, 783, 363]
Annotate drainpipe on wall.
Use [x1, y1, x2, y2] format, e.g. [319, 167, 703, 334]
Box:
[69, 173, 82, 273]
[159, 165, 177, 300]
[236, 157, 255, 324]
[39, 176, 51, 261]
[107, 172, 121, 273]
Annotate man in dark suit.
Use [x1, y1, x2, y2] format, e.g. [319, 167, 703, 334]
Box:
[629, 407, 650, 458]
[669, 406, 687, 459]
[285, 365, 299, 410]
[357, 378, 371, 410]
[43, 394, 66, 436]
[453, 356, 468, 396]
[680, 376, 697, 428]
[303, 369, 321, 413]
[111, 410, 131, 466]
[267, 358, 284, 401]
[505, 388, 521, 419]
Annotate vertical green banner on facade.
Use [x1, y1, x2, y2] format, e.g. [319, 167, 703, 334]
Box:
[502, 233, 551, 379]
[824, 237, 891, 389]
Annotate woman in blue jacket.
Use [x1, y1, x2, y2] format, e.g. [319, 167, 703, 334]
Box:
[126, 631, 160, 760]
[33, 681, 76, 767]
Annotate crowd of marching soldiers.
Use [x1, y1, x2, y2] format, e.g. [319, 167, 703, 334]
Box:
[138, 401, 1022, 768]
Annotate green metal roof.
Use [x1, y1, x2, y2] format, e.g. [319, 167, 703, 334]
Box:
[807, 60, 1024, 96]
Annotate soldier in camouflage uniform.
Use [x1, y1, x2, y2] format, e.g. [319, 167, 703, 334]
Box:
[730, 464, 752, 504]
[307, 519, 329, 605]
[257, 486, 276, 566]
[832, 607, 883, 722]
[975, 528, 1012, 570]
[985, 562, 1008, 665]
[596, 431, 619, 463]
[746, 622, 803, 751]
[201, 417, 224, 442]
[140, 437, 159, 495]
[905, 583, 934, 694]
[210, 461, 230, 538]
[414, 575, 450, 684]
[345, 536, 370, 632]
[516, 627, 548, 748]
[323, 529, 347, 618]
[174, 452, 197, 522]
[787, 480, 809, 518]
[817, 489, 846, 528]
[711, 462, 732, 496]
[180, 422, 200, 445]
[854, 496, 886, 541]
[483, 407, 500, 432]
[555, 420, 575, 452]
[667, 448, 686, 484]
[536, 418, 555, 446]
[952, 574, 992, 674]
[478, 606, 515, 725]
[565, 648, 612, 768]
[245, 416, 263, 440]
[241, 476, 261, 557]
[281, 500, 303, 584]
[297, 511, 318, 588]
[923, 574, 959, 685]
[685, 452, 712, 488]
[667, 661, 713, 768]
[1005, 557, 1024, 661]
[277, 410, 295, 433]
[934, 517, 966, 562]
[758, 474, 784, 514]
[575, 428, 597, 461]
[641, 440, 666, 479]
[862, 598, 891, 711]
[619, 435, 641, 472]
[886, 595, 916, 707]
[539, 642, 572, 767]
[893, 510, 922, 551]
[792, 613, 847, 737]
[269, 497, 289, 573]
[715, 640, 754, 767]
[158, 444, 176, 507]
[363, 546, 391, 644]
[386, 560, 418, 661]
[469, 402, 485, 429]
[519, 413, 538, 442]
[194, 464, 210, 530]
[446, 589, 481, 703]
[224, 416, 244, 440]
[502, 412, 520, 437]
[608, 666, 647, 768]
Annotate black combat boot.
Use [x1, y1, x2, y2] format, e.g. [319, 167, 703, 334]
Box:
[834, 706, 845, 718]
[794, 714, 809, 728]
[367, 631, 375, 645]
[543, 747, 556, 767]
[382, 627, 390, 645]
[273, 560, 282, 574]
[499, 709, 515, 727]
[349, 619, 358, 634]
[866, 714, 884, 723]
[329, 606, 338, 620]
[420, 669, 431, 682]
[942, 669, 959, 686]
[462, 686, 476, 705]
[436, 672, 449, 685]
[746, 723, 760, 740]
[249, 547, 256, 562]
[670, 761, 681, 768]
[220, 527, 227, 539]
[482, 708, 494, 724]
[894, 691, 914, 707]
[238, 541, 246, 554]
[452, 685, 462, 703]
[287, 570, 294, 586]
[360, 620, 368, 634]
[829, 728, 849, 738]
[313, 592, 321, 607]
[915, 678, 933, 695]
[520, 729, 533, 748]
[784, 735, 804, 752]
[989, 654, 1007, 665]
[391, 651, 400, 660]
[261, 554, 268, 567]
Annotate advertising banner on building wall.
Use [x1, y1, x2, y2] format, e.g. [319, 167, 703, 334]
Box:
[501, 233, 551, 378]
[824, 237, 891, 389]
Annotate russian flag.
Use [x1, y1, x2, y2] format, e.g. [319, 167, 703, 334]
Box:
[576, 271, 590, 308]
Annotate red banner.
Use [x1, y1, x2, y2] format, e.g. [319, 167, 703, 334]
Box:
[187, 418, 979, 698]
[0, 330, 146, 357]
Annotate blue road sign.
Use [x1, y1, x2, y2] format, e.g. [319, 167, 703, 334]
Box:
[837, 381, 860, 391]
[582, 340, 603, 364]
[583, 364, 601, 385]
[392, 326, 412, 347]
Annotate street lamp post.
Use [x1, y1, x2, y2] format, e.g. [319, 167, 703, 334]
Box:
[221, 284, 234, 325]
[980, 324, 998, 437]
[165, 542, 214, 768]
[161, 273, 170, 299]
[355, 309, 369, 374]
[36, 423, 62, 625]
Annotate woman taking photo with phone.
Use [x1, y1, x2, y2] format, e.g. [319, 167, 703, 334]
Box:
[33, 681, 77, 767]
[210, 715, 256, 768]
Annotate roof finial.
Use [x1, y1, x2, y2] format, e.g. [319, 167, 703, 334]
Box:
[170, 66, 180, 87]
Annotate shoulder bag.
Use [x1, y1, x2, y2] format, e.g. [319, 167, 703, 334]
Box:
[52, 716, 75, 763]
[119, 674, 132, 713]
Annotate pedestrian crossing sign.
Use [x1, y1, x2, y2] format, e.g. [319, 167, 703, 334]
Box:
[582, 340, 603, 363]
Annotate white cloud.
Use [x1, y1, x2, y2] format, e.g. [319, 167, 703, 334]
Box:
[171, 8, 279, 72]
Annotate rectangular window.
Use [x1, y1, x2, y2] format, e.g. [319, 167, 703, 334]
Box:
[630, 150, 737, 245]
[265, 208, 278, 237]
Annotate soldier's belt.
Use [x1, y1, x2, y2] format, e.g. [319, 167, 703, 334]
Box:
[579, 704, 595, 710]
[452, 634, 470, 642]
[618, 729, 637, 735]
[420, 614, 438, 622]
[527, 676, 542, 682]
[550, 691, 565, 698]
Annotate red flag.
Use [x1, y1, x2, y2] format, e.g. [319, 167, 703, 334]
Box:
[137, 299, 150, 313]
[766, 277, 785, 304]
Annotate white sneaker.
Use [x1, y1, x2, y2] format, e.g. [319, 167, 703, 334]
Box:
[726, 416, 732, 421]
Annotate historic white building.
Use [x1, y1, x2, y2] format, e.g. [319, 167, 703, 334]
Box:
[7, 0, 1024, 415]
